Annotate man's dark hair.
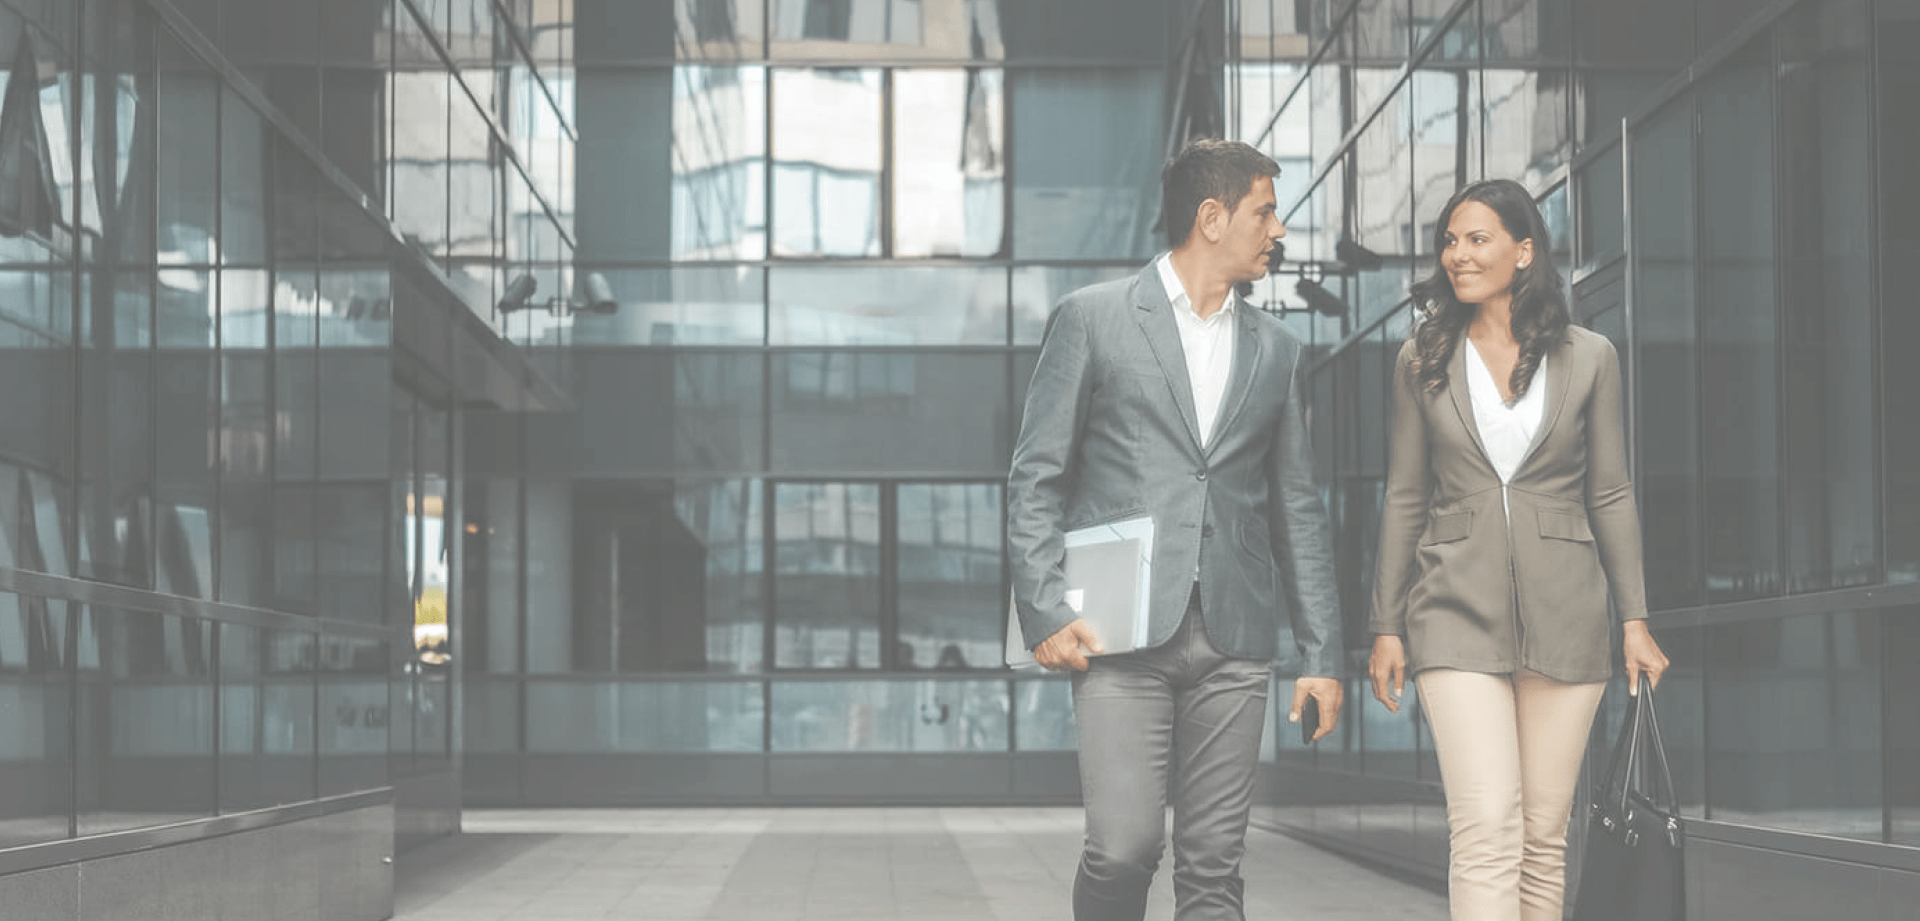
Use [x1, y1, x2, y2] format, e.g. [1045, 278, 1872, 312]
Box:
[1159, 139, 1281, 249]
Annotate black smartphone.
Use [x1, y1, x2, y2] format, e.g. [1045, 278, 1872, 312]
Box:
[1300, 693, 1320, 745]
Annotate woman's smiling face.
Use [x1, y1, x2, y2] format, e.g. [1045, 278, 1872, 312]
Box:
[1441, 200, 1533, 306]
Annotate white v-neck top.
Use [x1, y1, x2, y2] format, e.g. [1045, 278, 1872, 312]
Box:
[1463, 338, 1547, 493]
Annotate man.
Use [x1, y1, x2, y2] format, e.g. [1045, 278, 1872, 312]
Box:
[1007, 139, 1344, 921]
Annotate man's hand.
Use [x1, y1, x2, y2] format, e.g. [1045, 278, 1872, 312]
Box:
[1289, 676, 1343, 742]
[1033, 619, 1105, 671]
[1368, 635, 1407, 713]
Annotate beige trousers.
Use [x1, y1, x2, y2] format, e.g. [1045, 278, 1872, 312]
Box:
[1417, 668, 1606, 921]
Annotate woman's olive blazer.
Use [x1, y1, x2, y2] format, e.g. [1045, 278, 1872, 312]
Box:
[1369, 325, 1647, 683]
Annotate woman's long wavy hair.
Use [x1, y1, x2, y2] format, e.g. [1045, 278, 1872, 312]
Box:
[1408, 179, 1569, 398]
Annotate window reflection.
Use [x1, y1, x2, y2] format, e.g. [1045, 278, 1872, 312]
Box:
[568, 266, 765, 345]
[769, 0, 1003, 60]
[772, 67, 881, 257]
[567, 479, 766, 672]
[390, 7, 450, 259]
[892, 69, 1003, 257]
[220, 625, 318, 812]
[319, 635, 389, 795]
[1890, 608, 1920, 845]
[1630, 97, 1700, 610]
[770, 679, 1009, 751]
[1010, 68, 1161, 261]
[1705, 612, 1882, 840]
[1698, 40, 1780, 602]
[75, 605, 215, 835]
[527, 680, 764, 751]
[770, 265, 1005, 345]
[1011, 264, 1135, 344]
[677, 0, 767, 59]
[0, 589, 69, 849]
[774, 482, 881, 669]
[770, 351, 1011, 473]
[1014, 679, 1075, 750]
[896, 483, 1001, 670]
[674, 66, 768, 260]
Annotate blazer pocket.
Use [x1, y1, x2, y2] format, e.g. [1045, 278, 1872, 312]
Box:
[1537, 508, 1595, 542]
[1420, 509, 1473, 546]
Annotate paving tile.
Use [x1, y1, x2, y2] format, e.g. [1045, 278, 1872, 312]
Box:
[392, 807, 1446, 921]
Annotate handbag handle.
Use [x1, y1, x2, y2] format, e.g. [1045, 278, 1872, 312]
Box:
[1597, 683, 1679, 817]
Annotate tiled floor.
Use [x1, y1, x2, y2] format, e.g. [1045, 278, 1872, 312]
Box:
[392, 808, 1448, 921]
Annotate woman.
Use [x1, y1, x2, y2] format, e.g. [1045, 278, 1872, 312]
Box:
[1366, 179, 1669, 921]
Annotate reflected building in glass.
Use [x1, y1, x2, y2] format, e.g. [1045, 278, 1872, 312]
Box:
[0, 2, 1914, 920]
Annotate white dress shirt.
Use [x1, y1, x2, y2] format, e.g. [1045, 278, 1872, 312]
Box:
[1463, 338, 1546, 519]
[1155, 255, 1237, 448]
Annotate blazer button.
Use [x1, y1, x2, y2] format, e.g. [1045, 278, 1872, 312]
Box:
[1195, 470, 1207, 481]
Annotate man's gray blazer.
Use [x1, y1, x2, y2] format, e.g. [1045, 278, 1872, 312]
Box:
[1007, 261, 1344, 676]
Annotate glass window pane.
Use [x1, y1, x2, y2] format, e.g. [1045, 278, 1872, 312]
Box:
[568, 266, 765, 346]
[1002, 0, 1163, 62]
[0, 591, 71, 849]
[222, 90, 272, 265]
[770, 351, 1011, 474]
[676, 0, 767, 60]
[1882, 0, 1920, 584]
[464, 479, 522, 675]
[220, 269, 273, 607]
[1411, 66, 1465, 263]
[1482, 0, 1570, 190]
[76, 606, 215, 835]
[774, 482, 881, 669]
[448, 102, 497, 268]
[892, 69, 1003, 258]
[671, 65, 767, 260]
[1573, 0, 1692, 151]
[320, 635, 390, 795]
[1010, 68, 1162, 260]
[1705, 611, 1881, 840]
[1012, 265, 1136, 345]
[1629, 96, 1699, 610]
[1014, 678, 1075, 750]
[771, 0, 1004, 60]
[770, 265, 1006, 345]
[220, 625, 317, 812]
[770, 679, 1008, 751]
[1890, 608, 1920, 845]
[526, 680, 763, 751]
[464, 675, 521, 754]
[390, 12, 450, 260]
[565, 479, 765, 673]
[317, 261, 391, 624]
[1351, 93, 1413, 329]
[1779, 0, 1877, 593]
[77, 271, 154, 589]
[1698, 38, 1779, 602]
[897, 483, 1002, 671]
[520, 351, 765, 475]
[772, 67, 881, 257]
[157, 38, 217, 267]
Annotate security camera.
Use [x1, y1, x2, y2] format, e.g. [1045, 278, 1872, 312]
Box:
[498, 273, 538, 312]
[580, 272, 617, 315]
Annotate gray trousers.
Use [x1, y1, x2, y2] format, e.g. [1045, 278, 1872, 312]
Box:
[1071, 589, 1273, 921]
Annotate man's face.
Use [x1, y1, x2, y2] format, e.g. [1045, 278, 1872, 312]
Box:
[1223, 176, 1286, 284]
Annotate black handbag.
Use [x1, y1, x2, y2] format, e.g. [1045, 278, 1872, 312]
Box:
[1571, 685, 1686, 921]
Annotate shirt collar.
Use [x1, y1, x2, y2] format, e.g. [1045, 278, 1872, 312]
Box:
[1156, 254, 1236, 322]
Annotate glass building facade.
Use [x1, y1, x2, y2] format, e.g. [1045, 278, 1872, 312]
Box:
[0, 1, 1915, 920]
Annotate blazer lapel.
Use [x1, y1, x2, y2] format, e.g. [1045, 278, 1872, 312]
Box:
[1446, 340, 1492, 466]
[1134, 271, 1204, 450]
[1515, 333, 1576, 474]
[1205, 304, 1262, 459]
